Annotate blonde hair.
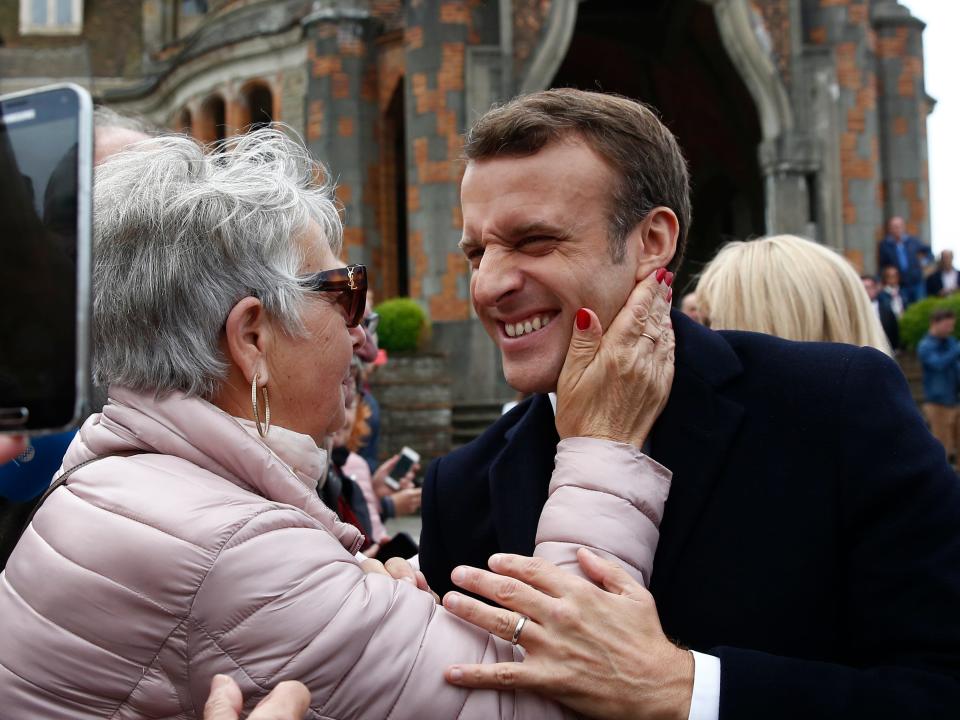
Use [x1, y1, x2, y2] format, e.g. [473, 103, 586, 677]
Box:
[696, 234, 892, 355]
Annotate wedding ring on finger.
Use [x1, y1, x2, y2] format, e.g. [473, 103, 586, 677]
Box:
[511, 614, 528, 646]
[640, 332, 657, 344]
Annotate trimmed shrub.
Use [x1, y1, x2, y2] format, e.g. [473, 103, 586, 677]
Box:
[375, 298, 428, 352]
[900, 294, 960, 350]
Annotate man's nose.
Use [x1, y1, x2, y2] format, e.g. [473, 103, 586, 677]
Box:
[471, 248, 523, 307]
[348, 323, 365, 349]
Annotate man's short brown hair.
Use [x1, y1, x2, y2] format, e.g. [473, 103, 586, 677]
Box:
[463, 89, 691, 270]
[931, 308, 956, 323]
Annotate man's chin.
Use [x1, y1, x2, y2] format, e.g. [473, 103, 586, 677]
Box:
[503, 364, 560, 396]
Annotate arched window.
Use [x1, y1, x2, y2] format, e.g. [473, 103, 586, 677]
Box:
[243, 83, 274, 132]
[177, 108, 193, 135]
[197, 94, 227, 145]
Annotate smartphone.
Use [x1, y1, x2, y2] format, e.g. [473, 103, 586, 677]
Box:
[0, 84, 93, 435]
[385, 446, 420, 490]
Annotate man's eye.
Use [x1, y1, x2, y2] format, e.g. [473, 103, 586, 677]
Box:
[465, 247, 484, 263]
[517, 236, 552, 250]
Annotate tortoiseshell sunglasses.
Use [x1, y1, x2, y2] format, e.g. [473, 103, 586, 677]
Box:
[299, 264, 367, 328]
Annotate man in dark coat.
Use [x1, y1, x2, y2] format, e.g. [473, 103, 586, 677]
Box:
[420, 90, 960, 720]
[877, 216, 931, 306]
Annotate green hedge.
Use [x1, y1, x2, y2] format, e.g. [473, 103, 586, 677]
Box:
[900, 295, 960, 350]
[374, 298, 428, 352]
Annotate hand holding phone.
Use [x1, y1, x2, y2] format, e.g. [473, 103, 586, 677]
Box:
[384, 446, 420, 491]
[0, 84, 93, 435]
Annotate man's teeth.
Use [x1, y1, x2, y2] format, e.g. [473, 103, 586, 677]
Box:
[505, 313, 554, 337]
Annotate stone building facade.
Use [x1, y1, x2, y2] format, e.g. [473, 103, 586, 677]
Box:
[0, 0, 932, 407]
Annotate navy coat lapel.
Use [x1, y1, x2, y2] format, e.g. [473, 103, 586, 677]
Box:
[650, 311, 745, 587]
[489, 394, 559, 556]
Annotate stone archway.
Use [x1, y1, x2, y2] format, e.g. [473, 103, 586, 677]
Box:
[547, 0, 766, 284]
[517, 0, 807, 285]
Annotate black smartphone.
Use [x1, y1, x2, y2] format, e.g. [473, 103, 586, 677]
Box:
[385, 446, 420, 490]
[0, 84, 93, 435]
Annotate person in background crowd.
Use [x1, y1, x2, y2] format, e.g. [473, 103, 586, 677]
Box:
[862, 274, 900, 352]
[696, 234, 891, 355]
[356, 292, 382, 471]
[925, 249, 960, 298]
[878, 215, 931, 306]
[335, 371, 421, 559]
[680, 291, 701, 323]
[880, 264, 906, 318]
[918, 307, 960, 469]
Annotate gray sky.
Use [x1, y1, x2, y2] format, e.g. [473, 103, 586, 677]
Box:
[901, 0, 958, 254]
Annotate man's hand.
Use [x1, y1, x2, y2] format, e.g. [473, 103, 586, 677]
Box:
[442, 549, 694, 720]
[203, 674, 311, 720]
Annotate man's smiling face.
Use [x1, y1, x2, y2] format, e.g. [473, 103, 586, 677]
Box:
[459, 138, 640, 394]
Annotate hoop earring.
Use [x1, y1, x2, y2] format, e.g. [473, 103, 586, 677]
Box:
[251, 372, 270, 437]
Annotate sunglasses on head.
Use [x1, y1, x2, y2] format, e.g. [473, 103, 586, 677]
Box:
[300, 264, 367, 328]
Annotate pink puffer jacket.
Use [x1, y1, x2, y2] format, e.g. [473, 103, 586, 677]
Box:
[0, 387, 670, 719]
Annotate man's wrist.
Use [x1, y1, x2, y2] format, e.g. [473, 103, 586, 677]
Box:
[644, 644, 694, 720]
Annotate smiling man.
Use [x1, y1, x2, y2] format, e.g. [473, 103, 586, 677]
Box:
[419, 89, 960, 720]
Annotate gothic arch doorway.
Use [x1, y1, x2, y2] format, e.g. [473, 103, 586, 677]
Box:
[550, 0, 766, 287]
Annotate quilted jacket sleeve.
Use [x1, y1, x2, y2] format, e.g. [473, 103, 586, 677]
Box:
[186, 507, 577, 720]
[534, 438, 672, 587]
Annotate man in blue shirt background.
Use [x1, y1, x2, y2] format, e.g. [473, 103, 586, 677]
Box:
[918, 307, 960, 468]
[878, 215, 932, 306]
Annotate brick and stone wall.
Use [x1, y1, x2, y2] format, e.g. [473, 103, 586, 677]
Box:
[803, 0, 884, 268]
[874, 4, 931, 245]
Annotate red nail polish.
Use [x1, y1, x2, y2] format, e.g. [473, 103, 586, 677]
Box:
[655, 268, 667, 284]
[576, 308, 591, 330]
[665, 271, 675, 287]
[666, 288, 673, 303]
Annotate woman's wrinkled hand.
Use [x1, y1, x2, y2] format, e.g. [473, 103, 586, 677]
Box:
[441, 550, 693, 720]
[556, 269, 675, 448]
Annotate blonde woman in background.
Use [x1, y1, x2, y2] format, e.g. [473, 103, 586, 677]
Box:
[696, 234, 892, 355]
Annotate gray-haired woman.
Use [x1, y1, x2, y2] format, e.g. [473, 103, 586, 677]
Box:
[0, 129, 678, 719]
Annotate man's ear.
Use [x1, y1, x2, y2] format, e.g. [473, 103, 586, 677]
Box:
[223, 297, 274, 385]
[630, 206, 680, 281]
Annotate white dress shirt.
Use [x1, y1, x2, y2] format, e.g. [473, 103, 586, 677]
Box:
[547, 393, 720, 719]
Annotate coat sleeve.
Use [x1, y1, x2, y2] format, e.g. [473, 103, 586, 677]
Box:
[716, 347, 960, 719]
[186, 507, 577, 720]
[533, 438, 671, 587]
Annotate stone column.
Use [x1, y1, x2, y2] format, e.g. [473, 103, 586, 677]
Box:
[302, 1, 382, 268]
[801, 0, 884, 270]
[873, 1, 932, 246]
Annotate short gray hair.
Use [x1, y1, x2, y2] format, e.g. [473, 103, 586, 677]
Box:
[92, 128, 343, 398]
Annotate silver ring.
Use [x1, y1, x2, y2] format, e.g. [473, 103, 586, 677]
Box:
[640, 332, 657, 344]
[511, 614, 528, 645]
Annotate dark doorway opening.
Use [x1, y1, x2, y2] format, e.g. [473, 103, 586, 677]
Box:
[200, 95, 227, 145]
[245, 84, 273, 131]
[551, 0, 765, 290]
